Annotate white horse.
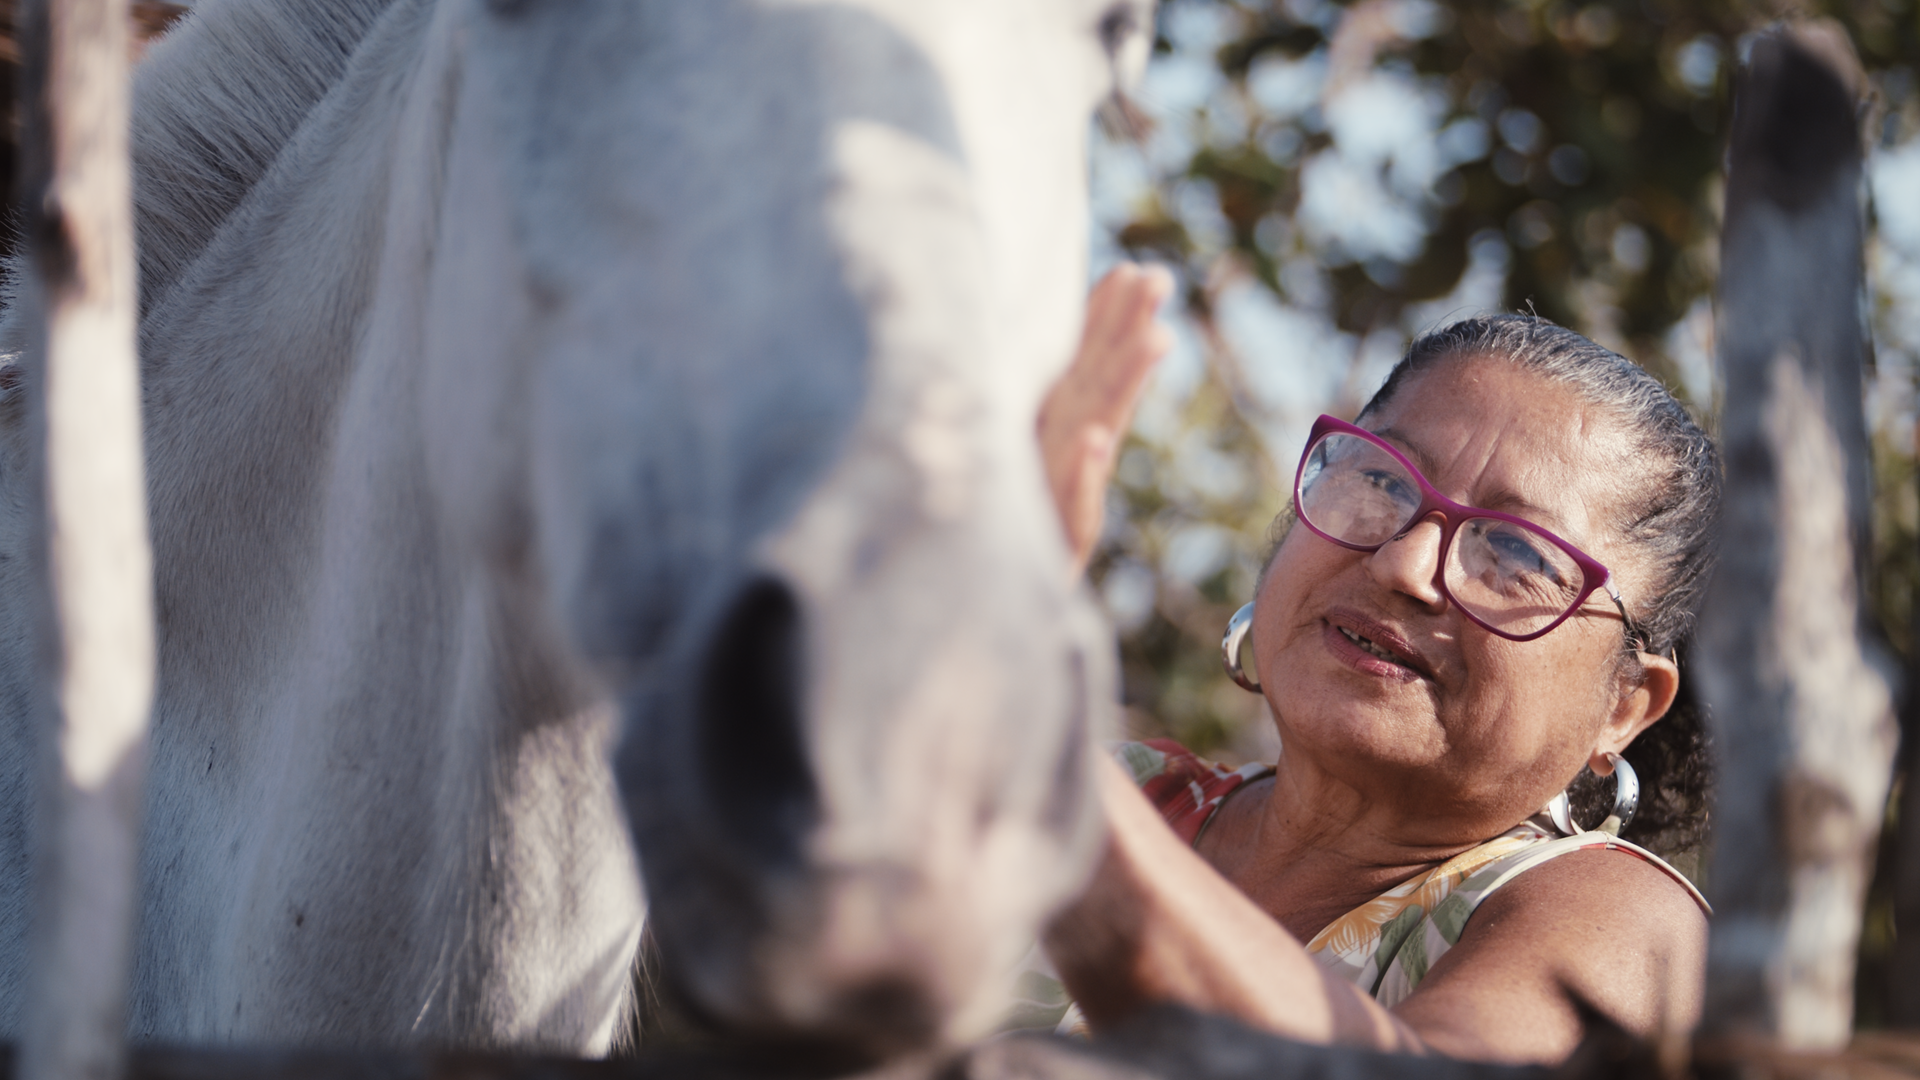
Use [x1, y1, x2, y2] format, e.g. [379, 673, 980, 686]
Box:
[0, 0, 1151, 1058]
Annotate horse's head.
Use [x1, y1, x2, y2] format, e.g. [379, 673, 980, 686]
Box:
[427, 0, 1154, 1057]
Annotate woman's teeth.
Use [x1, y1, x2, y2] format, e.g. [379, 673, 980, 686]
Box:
[1339, 626, 1403, 665]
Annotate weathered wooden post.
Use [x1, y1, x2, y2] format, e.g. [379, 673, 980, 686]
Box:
[1893, 573, 1920, 1024]
[1694, 23, 1896, 1050]
[14, 0, 154, 1077]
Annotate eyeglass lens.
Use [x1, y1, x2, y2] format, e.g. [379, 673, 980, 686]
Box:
[1298, 432, 1587, 637]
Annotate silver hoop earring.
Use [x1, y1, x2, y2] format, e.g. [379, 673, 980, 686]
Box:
[1544, 790, 1576, 836]
[1221, 602, 1259, 693]
[1542, 753, 1640, 837]
[1597, 752, 1639, 836]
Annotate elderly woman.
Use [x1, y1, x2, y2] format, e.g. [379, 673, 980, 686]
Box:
[1034, 266, 1719, 1064]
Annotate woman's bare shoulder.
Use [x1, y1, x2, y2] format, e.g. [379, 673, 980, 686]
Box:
[1477, 845, 1708, 950]
[1391, 846, 1705, 1063]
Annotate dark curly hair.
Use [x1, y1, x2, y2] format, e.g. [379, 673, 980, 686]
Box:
[1353, 314, 1723, 860]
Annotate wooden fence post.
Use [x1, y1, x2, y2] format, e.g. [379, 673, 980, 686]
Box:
[1893, 553, 1920, 1024]
[1694, 23, 1895, 1050]
[14, 0, 154, 1077]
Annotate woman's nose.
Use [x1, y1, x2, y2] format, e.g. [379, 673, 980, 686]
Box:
[1367, 515, 1447, 610]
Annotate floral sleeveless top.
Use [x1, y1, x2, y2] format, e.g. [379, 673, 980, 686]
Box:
[1004, 739, 1708, 1033]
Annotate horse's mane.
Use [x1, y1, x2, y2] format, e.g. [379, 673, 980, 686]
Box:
[130, 0, 399, 310]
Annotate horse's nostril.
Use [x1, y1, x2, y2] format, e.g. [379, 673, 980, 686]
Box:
[1097, 2, 1139, 59]
[827, 973, 940, 1055]
[697, 577, 819, 866]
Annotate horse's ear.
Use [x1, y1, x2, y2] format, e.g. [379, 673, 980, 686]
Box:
[696, 576, 819, 867]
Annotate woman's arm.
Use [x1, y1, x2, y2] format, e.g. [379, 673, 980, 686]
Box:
[1042, 757, 1430, 1054]
[1043, 757, 1705, 1063]
[1390, 847, 1705, 1062]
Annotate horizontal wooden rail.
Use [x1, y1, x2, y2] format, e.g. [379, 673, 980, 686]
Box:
[0, 1016, 1918, 1080]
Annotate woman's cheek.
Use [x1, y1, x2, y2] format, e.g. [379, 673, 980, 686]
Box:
[1472, 639, 1610, 762]
[1252, 542, 1324, 667]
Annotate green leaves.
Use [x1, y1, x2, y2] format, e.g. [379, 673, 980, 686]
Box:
[1093, 0, 1920, 763]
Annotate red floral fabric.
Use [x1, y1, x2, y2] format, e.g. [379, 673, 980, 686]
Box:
[1118, 738, 1275, 846]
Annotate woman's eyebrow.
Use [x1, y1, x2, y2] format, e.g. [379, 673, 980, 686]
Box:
[1369, 425, 1432, 473]
[1370, 424, 1571, 531]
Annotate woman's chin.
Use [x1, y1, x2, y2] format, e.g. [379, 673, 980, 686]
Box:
[1270, 690, 1447, 773]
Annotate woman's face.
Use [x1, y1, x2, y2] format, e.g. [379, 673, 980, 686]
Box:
[1252, 356, 1662, 842]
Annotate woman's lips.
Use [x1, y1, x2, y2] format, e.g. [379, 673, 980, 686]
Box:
[1321, 613, 1431, 682]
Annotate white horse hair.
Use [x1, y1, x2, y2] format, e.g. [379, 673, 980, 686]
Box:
[0, 0, 1151, 1057]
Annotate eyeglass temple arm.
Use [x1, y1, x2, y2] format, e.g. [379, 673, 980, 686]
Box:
[1602, 577, 1651, 653]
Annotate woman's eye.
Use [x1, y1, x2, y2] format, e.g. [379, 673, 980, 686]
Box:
[1360, 469, 1412, 501]
[1487, 529, 1564, 584]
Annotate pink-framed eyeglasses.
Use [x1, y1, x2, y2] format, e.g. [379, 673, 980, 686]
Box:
[1292, 414, 1638, 645]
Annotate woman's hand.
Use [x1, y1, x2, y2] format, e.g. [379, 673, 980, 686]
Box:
[1039, 263, 1174, 574]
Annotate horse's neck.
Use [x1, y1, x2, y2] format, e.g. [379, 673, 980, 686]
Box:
[0, 7, 414, 1035]
[132, 0, 401, 309]
[133, 0, 648, 1047]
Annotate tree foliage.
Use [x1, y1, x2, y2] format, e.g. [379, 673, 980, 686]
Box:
[1094, 0, 1920, 762]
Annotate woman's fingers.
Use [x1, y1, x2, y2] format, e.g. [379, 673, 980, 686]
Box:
[1040, 263, 1174, 573]
[1077, 264, 1174, 419]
